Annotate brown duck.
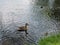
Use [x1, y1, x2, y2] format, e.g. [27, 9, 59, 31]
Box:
[17, 23, 29, 34]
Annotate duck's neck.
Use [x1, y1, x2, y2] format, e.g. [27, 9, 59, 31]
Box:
[25, 25, 28, 28]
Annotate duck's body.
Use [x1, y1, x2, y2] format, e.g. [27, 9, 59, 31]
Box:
[18, 26, 27, 31]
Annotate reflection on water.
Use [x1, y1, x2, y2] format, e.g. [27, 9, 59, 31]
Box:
[0, 0, 58, 44]
[48, 0, 55, 9]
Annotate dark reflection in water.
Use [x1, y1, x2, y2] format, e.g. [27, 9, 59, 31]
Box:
[0, 0, 59, 45]
[54, 0, 60, 7]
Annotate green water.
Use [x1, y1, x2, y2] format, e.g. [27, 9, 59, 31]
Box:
[38, 34, 60, 45]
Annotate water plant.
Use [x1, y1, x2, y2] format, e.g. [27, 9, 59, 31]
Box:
[38, 33, 60, 45]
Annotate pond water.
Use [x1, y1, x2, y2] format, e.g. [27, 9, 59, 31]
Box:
[0, 0, 59, 45]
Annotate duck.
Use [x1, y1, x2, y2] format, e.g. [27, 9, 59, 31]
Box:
[17, 23, 29, 34]
[45, 32, 48, 36]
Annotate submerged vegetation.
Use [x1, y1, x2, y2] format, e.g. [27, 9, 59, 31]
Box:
[42, 7, 60, 21]
[54, 0, 60, 7]
[38, 33, 60, 45]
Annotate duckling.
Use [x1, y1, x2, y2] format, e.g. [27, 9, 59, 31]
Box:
[45, 32, 48, 36]
[17, 23, 29, 34]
